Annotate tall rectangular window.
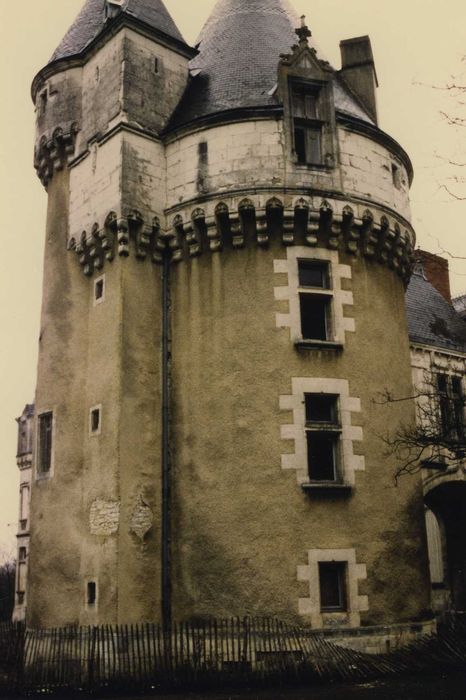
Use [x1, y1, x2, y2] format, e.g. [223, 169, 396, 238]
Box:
[437, 374, 465, 442]
[292, 86, 323, 165]
[38, 412, 53, 474]
[319, 562, 348, 612]
[298, 260, 333, 343]
[305, 394, 341, 482]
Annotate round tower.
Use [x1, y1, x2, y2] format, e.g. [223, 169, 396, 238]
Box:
[28, 0, 432, 640]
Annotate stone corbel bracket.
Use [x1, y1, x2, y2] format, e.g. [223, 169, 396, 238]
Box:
[68, 196, 415, 281]
[34, 122, 80, 188]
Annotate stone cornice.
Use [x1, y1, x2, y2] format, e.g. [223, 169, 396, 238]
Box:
[68, 194, 415, 283]
[31, 13, 197, 102]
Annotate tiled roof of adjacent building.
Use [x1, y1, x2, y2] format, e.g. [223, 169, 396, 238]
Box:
[406, 269, 466, 353]
[49, 0, 185, 64]
[169, 0, 374, 129]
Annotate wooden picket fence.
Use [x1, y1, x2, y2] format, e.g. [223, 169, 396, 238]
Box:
[1, 616, 466, 695]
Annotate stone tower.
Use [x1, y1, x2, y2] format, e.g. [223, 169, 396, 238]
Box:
[28, 0, 432, 638]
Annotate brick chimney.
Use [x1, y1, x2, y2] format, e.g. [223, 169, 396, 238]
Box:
[416, 250, 452, 303]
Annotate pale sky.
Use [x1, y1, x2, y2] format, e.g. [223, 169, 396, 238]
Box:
[0, 0, 465, 554]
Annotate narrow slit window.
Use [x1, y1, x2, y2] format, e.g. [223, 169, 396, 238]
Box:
[87, 582, 97, 606]
[154, 57, 160, 74]
[90, 408, 101, 434]
[38, 412, 53, 473]
[319, 562, 348, 612]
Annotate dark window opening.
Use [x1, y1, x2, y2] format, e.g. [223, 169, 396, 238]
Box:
[437, 374, 465, 441]
[198, 141, 208, 164]
[300, 294, 329, 341]
[391, 163, 402, 189]
[87, 582, 97, 606]
[39, 91, 47, 116]
[307, 433, 337, 481]
[38, 412, 53, 473]
[18, 547, 27, 562]
[305, 394, 339, 424]
[291, 86, 323, 166]
[319, 562, 347, 612]
[91, 409, 101, 433]
[154, 57, 160, 74]
[95, 278, 104, 301]
[298, 260, 330, 289]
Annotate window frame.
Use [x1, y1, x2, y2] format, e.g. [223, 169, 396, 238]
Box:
[318, 561, 349, 613]
[290, 81, 325, 167]
[305, 393, 342, 483]
[297, 259, 334, 345]
[436, 373, 465, 443]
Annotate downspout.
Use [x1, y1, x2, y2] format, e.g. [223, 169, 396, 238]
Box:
[161, 247, 172, 637]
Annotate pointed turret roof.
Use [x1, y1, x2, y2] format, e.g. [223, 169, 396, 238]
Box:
[49, 0, 185, 64]
[169, 0, 373, 130]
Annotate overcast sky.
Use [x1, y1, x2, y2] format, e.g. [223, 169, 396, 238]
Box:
[0, 0, 465, 554]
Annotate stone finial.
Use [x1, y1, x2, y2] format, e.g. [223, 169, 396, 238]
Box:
[295, 15, 312, 46]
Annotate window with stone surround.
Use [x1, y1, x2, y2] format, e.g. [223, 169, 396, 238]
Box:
[305, 394, 341, 482]
[319, 562, 348, 612]
[37, 412, 53, 475]
[280, 378, 364, 489]
[274, 247, 355, 350]
[298, 549, 368, 628]
[291, 84, 323, 166]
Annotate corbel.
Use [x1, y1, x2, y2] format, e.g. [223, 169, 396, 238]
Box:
[100, 213, 117, 263]
[306, 210, 320, 246]
[283, 209, 295, 246]
[205, 215, 220, 252]
[89, 223, 104, 271]
[239, 199, 256, 247]
[151, 218, 163, 264]
[230, 210, 244, 248]
[256, 209, 269, 247]
[189, 208, 205, 257]
[117, 217, 130, 257]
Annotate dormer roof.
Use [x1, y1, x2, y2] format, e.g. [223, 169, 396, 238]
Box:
[49, 0, 185, 65]
[169, 0, 374, 130]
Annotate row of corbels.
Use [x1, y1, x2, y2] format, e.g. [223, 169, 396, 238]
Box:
[68, 198, 415, 279]
[34, 123, 80, 187]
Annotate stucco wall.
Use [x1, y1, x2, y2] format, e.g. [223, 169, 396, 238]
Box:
[169, 240, 430, 626]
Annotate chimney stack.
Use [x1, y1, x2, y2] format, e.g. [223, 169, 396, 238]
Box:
[339, 36, 378, 124]
[416, 250, 452, 304]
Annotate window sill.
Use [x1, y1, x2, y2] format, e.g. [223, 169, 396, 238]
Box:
[301, 482, 352, 494]
[295, 340, 344, 351]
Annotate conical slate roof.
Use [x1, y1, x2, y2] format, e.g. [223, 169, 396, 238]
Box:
[49, 0, 185, 64]
[169, 0, 373, 129]
[406, 270, 466, 352]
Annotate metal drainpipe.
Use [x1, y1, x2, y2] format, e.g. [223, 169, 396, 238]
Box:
[161, 247, 172, 637]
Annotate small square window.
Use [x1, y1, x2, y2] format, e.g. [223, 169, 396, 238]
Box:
[305, 394, 339, 424]
[87, 581, 97, 606]
[94, 276, 105, 304]
[319, 562, 347, 612]
[300, 294, 330, 341]
[298, 260, 330, 289]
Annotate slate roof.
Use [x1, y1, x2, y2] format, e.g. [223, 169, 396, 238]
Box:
[169, 0, 374, 129]
[406, 270, 466, 353]
[49, 0, 185, 64]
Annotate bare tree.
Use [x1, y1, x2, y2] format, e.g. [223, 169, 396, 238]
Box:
[0, 552, 16, 622]
[376, 367, 466, 484]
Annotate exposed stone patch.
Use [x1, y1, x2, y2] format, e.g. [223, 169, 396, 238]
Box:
[90, 499, 120, 536]
[130, 496, 153, 541]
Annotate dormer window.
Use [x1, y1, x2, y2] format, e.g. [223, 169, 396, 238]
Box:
[291, 84, 323, 165]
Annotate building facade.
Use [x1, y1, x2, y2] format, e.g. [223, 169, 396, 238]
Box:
[406, 253, 466, 615]
[12, 404, 34, 622]
[24, 0, 434, 641]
